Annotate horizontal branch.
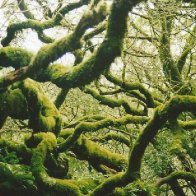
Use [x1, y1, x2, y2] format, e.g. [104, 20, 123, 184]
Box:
[59, 130, 127, 172]
[58, 114, 148, 152]
[92, 133, 130, 147]
[156, 171, 196, 187]
[84, 87, 146, 116]
[178, 119, 196, 129]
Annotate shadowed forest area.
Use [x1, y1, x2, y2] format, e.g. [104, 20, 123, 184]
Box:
[0, 0, 195, 195]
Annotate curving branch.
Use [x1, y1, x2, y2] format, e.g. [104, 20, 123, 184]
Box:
[0, 79, 61, 135]
[178, 119, 196, 129]
[93, 133, 130, 147]
[2, 0, 90, 46]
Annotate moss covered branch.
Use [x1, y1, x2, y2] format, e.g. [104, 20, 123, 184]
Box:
[105, 72, 155, 108]
[0, 0, 131, 95]
[0, 139, 32, 162]
[17, 0, 35, 19]
[21, 79, 62, 135]
[94, 133, 130, 147]
[0, 47, 33, 69]
[178, 119, 196, 129]
[159, 15, 182, 85]
[156, 171, 196, 187]
[177, 26, 196, 73]
[0, 78, 61, 135]
[0, 84, 28, 128]
[59, 130, 127, 172]
[83, 21, 107, 41]
[84, 87, 146, 116]
[1, 0, 129, 92]
[58, 114, 148, 152]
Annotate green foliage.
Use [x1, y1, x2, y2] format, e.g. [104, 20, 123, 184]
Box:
[143, 131, 173, 177]
[0, 151, 20, 164]
[124, 180, 156, 196]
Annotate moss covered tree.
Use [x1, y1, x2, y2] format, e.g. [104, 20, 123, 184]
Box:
[0, 0, 195, 195]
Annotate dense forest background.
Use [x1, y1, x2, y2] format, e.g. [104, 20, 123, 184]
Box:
[0, 0, 195, 195]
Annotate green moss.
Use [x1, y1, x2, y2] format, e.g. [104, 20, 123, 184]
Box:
[0, 84, 28, 128]
[84, 87, 145, 115]
[0, 139, 32, 162]
[27, 1, 108, 80]
[0, 47, 32, 68]
[42, 63, 70, 81]
[157, 171, 196, 187]
[0, 162, 37, 193]
[90, 95, 196, 195]
[1, 0, 92, 46]
[34, 0, 129, 90]
[31, 132, 82, 195]
[100, 133, 130, 147]
[6, 88, 28, 118]
[74, 136, 127, 171]
[127, 95, 196, 179]
[105, 73, 155, 108]
[59, 115, 148, 152]
[159, 15, 183, 87]
[89, 172, 126, 196]
[59, 128, 127, 172]
[17, 0, 35, 19]
[21, 79, 62, 135]
[66, 178, 102, 194]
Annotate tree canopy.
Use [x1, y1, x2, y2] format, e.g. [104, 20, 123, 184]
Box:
[0, 0, 195, 195]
